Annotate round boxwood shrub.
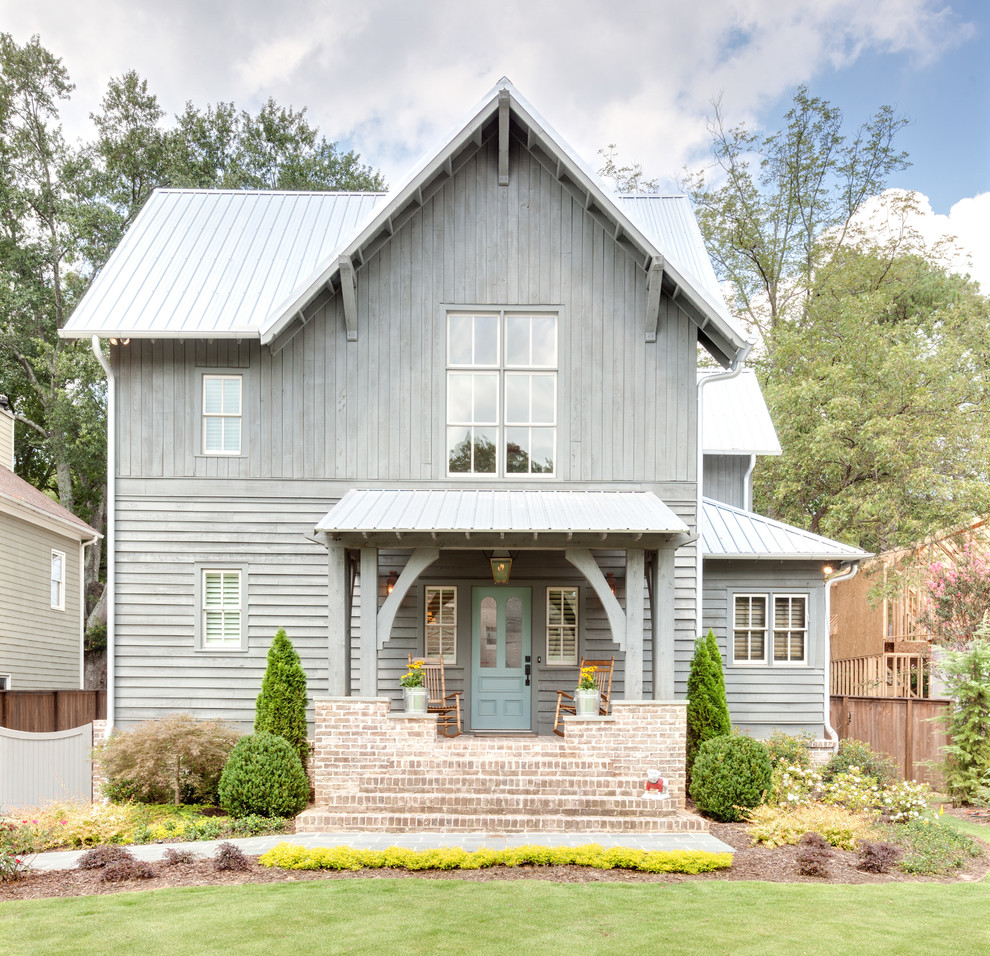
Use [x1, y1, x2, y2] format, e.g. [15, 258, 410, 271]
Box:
[689, 734, 773, 822]
[218, 732, 310, 818]
[822, 738, 898, 787]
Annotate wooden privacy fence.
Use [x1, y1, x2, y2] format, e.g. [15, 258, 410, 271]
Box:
[0, 723, 94, 810]
[831, 653, 928, 698]
[830, 695, 950, 788]
[0, 690, 106, 732]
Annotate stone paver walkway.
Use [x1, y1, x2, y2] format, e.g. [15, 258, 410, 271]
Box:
[27, 830, 734, 872]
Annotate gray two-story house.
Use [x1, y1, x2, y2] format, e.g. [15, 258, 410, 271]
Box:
[62, 81, 865, 764]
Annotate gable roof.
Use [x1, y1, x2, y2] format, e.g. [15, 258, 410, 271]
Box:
[700, 369, 782, 456]
[0, 467, 100, 541]
[62, 80, 749, 366]
[702, 498, 868, 561]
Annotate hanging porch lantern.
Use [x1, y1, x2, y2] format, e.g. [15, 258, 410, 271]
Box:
[489, 551, 513, 584]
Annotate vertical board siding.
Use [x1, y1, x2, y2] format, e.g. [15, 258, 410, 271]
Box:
[0, 513, 82, 689]
[703, 455, 749, 509]
[701, 560, 828, 736]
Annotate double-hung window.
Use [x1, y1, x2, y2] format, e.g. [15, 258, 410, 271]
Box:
[202, 569, 242, 648]
[446, 312, 557, 476]
[546, 587, 579, 665]
[202, 375, 242, 455]
[732, 593, 808, 665]
[51, 550, 66, 610]
[424, 586, 457, 661]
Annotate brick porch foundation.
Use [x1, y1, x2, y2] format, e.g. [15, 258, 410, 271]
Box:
[299, 698, 704, 834]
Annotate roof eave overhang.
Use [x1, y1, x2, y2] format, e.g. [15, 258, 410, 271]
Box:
[704, 552, 869, 561]
[320, 530, 689, 550]
[0, 492, 102, 542]
[260, 83, 749, 367]
[60, 329, 262, 341]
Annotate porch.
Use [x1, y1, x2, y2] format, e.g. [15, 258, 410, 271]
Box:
[297, 697, 703, 834]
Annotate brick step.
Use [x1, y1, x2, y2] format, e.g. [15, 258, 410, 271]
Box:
[379, 757, 617, 775]
[352, 774, 657, 796]
[295, 809, 707, 835]
[317, 791, 677, 817]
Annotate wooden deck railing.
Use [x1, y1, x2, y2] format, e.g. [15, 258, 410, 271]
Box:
[831, 653, 929, 698]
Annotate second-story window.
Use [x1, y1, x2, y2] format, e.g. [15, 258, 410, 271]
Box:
[203, 375, 242, 455]
[446, 312, 556, 476]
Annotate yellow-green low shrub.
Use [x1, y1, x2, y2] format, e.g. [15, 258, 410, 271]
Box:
[258, 842, 733, 874]
[745, 803, 873, 850]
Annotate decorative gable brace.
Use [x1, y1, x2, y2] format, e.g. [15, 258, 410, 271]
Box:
[498, 89, 510, 186]
[338, 256, 358, 341]
[645, 256, 665, 343]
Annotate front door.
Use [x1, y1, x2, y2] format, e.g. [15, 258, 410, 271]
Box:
[471, 587, 532, 730]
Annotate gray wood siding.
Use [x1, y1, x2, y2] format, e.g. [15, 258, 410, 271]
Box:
[0, 512, 82, 689]
[701, 560, 827, 737]
[703, 454, 749, 509]
[112, 136, 698, 486]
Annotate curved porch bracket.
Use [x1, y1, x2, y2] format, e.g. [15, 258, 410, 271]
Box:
[565, 547, 626, 650]
[377, 548, 440, 649]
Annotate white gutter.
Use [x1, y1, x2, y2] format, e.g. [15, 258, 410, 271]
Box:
[743, 454, 756, 512]
[91, 336, 115, 734]
[695, 343, 752, 631]
[824, 561, 860, 744]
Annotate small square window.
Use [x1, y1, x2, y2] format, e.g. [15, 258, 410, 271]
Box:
[51, 550, 66, 611]
[0, 674, 10, 690]
[546, 587, 579, 664]
[203, 375, 242, 455]
[425, 586, 457, 661]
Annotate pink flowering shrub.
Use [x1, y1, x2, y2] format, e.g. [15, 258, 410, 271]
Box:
[917, 543, 990, 648]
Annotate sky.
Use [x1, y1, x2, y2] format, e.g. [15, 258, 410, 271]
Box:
[3, 0, 988, 287]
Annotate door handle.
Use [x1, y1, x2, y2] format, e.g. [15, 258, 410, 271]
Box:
[525, 663, 531, 686]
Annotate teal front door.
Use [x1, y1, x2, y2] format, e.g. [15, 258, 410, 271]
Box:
[471, 587, 532, 730]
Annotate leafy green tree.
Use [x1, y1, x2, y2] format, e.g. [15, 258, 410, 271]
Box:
[255, 629, 309, 766]
[686, 633, 732, 780]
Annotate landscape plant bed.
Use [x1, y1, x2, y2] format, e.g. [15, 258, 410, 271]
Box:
[2, 820, 987, 902]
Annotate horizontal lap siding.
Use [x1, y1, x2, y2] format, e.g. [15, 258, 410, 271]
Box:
[702, 560, 828, 736]
[0, 513, 81, 689]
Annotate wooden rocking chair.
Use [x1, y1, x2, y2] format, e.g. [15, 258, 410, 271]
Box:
[408, 655, 462, 737]
[553, 657, 614, 736]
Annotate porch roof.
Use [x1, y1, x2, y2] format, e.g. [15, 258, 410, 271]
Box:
[315, 489, 689, 548]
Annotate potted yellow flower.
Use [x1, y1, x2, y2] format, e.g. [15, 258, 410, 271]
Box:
[574, 664, 600, 716]
[400, 660, 428, 714]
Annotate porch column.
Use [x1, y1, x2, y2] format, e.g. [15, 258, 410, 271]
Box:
[326, 542, 349, 696]
[653, 546, 676, 699]
[359, 548, 378, 697]
[625, 549, 645, 700]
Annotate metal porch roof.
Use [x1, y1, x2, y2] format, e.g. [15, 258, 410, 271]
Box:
[702, 498, 869, 561]
[316, 489, 688, 547]
[700, 369, 782, 456]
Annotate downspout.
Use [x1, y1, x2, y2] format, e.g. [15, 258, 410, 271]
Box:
[91, 336, 115, 733]
[695, 343, 752, 632]
[743, 453, 756, 512]
[823, 561, 859, 745]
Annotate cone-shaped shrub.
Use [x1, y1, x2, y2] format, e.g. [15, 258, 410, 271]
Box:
[255, 628, 309, 766]
[218, 732, 310, 818]
[686, 632, 732, 782]
[690, 734, 773, 822]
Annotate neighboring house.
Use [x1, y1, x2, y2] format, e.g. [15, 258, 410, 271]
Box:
[61, 80, 866, 741]
[0, 399, 100, 690]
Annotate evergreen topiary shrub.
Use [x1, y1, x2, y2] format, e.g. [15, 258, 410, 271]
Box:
[690, 734, 773, 822]
[822, 738, 898, 788]
[255, 628, 310, 767]
[686, 632, 732, 783]
[218, 732, 310, 818]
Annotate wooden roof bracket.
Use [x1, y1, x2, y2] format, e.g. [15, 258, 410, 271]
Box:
[339, 256, 358, 342]
[646, 255, 665, 343]
[498, 90, 510, 186]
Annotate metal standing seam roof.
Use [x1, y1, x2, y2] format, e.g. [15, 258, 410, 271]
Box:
[61, 190, 385, 338]
[317, 489, 689, 538]
[702, 498, 869, 560]
[700, 369, 782, 456]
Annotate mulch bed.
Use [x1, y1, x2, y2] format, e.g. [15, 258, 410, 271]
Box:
[3, 818, 988, 900]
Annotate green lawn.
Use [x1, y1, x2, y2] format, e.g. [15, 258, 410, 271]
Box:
[3, 879, 990, 955]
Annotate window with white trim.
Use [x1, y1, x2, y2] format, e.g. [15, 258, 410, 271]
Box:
[0, 674, 10, 690]
[202, 375, 242, 455]
[446, 312, 556, 476]
[202, 569, 242, 648]
[546, 587, 579, 665]
[51, 550, 65, 610]
[424, 586, 457, 661]
[732, 593, 808, 665]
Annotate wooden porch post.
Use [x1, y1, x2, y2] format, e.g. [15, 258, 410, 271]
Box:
[359, 548, 379, 697]
[625, 549, 645, 700]
[653, 546, 676, 699]
[326, 542, 349, 696]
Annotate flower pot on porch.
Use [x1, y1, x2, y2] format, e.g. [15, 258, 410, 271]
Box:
[574, 688, 600, 716]
[403, 686, 428, 714]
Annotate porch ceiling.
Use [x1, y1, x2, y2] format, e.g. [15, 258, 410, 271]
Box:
[315, 489, 689, 549]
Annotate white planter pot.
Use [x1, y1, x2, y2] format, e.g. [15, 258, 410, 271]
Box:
[574, 688, 600, 716]
[403, 686, 428, 714]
